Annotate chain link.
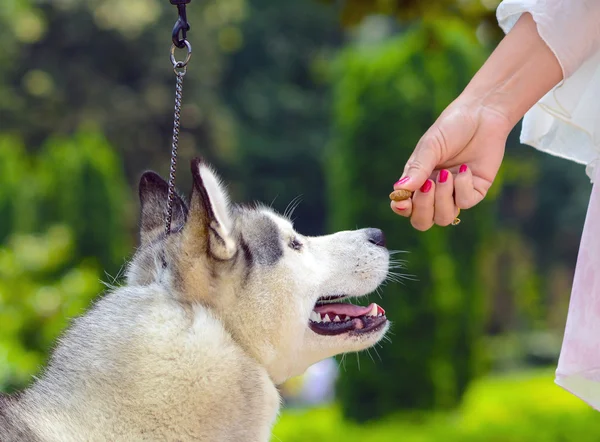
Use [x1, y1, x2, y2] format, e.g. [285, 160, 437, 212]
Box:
[165, 0, 192, 235]
[165, 59, 187, 235]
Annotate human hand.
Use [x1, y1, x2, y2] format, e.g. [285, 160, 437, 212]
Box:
[390, 12, 563, 231]
[390, 99, 512, 230]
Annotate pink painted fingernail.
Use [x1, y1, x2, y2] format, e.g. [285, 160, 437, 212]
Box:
[439, 169, 449, 183]
[459, 164, 468, 174]
[420, 179, 433, 193]
[394, 176, 410, 186]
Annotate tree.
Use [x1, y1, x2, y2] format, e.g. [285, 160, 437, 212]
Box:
[0, 0, 246, 191]
[218, 0, 342, 235]
[327, 18, 495, 421]
[317, 0, 503, 41]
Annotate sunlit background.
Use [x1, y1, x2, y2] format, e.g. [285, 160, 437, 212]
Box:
[0, 0, 597, 440]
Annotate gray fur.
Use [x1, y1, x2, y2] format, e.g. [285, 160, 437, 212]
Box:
[235, 208, 284, 266]
[139, 171, 188, 246]
[0, 395, 40, 442]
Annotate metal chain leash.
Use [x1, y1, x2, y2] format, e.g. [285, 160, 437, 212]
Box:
[165, 1, 192, 235]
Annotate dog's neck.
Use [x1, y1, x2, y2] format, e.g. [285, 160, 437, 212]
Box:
[7, 285, 281, 442]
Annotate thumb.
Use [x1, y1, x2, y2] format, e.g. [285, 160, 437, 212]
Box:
[395, 107, 477, 191]
[394, 137, 442, 192]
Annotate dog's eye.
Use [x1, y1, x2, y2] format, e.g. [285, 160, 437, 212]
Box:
[289, 237, 303, 251]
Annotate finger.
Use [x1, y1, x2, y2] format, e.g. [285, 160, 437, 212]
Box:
[390, 199, 412, 218]
[410, 179, 435, 231]
[454, 164, 485, 209]
[433, 169, 458, 226]
[394, 141, 440, 193]
[396, 107, 477, 193]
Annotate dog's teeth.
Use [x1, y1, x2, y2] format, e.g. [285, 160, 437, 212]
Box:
[333, 315, 341, 322]
[323, 314, 331, 323]
[367, 304, 378, 317]
[310, 311, 319, 322]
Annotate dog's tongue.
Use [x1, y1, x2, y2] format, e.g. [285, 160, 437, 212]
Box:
[314, 302, 384, 317]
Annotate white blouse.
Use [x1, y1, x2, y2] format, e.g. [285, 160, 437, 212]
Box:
[497, 0, 600, 181]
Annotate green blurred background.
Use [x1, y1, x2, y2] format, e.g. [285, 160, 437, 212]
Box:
[0, 0, 596, 440]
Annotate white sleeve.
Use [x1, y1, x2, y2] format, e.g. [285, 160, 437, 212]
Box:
[497, 0, 600, 181]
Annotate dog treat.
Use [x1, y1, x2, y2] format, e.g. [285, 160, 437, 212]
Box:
[389, 189, 412, 202]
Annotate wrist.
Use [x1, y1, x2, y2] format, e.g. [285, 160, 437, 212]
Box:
[460, 13, 563, 128]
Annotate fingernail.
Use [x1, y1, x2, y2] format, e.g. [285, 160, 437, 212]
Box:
[394, 176, 410, 186]
[459, 164, 468, 174]
[420, 179, 433, 193]
[439, 169, 449, 183]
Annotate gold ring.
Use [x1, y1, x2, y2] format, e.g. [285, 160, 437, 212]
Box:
[451, 209, 461, 226]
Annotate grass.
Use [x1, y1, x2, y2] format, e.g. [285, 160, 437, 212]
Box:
[272, 369, 599, 442]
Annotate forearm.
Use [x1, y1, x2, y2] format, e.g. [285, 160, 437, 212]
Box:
[461, 13, 563, 128]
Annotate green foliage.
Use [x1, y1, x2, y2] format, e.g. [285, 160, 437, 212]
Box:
[0, 225, 103, 392]
[217, 0, 339, 235]
[316, 0, 504, 43]
[0, 136, 33, 240]
[36, 130, 133, 273]
[326, 19, 495, 421]
[0, 0, 247, 189]
[273, 370, 599, 441]
[0, 129, 132, 273]
[0, 130, 131, 392]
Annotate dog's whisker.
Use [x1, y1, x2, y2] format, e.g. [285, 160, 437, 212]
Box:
[385, 276, 406, 284]
[390, 276, 419, 283]
[372, 345, 383, 362]
[388, 250, 410, 255]
[387, 271, 418, 280]
[268, 194, 279, 210]
[283, 194, 303, 220]
[338, 353, 348, 372]
[366, 348, 375, 364]
[283, 195, 299, 218]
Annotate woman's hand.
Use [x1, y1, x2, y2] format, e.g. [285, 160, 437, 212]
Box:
[390, 99, 511, 230]
[391, 12, 563, 231]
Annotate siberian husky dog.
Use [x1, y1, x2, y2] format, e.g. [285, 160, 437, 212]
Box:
[0, 158, 391, 442]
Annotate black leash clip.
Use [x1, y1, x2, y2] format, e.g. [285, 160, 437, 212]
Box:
[170, 0, 191, 49]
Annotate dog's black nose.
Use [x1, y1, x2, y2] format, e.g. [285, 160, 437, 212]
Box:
[366, 228, 386, 247]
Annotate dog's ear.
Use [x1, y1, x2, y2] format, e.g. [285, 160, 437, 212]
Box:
[138, 171, 188, 246]
[182, 158, 236, 261]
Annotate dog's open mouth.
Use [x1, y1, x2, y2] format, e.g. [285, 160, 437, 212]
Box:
[309, 296, 387, 336]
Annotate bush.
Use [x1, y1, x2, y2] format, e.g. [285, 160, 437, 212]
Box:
[0, 226, 103, 392]
[326, 19, 494, 421]
[0, 129, 132, 392]
[0, 130, 133, 273]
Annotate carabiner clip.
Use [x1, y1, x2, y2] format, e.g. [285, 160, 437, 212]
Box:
[170, 0, 191, 49]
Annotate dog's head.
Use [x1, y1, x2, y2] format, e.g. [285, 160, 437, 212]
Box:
[127, 158, 391, 384]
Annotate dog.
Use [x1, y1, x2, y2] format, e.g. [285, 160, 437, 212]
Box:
[0, 158, 391, 441]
